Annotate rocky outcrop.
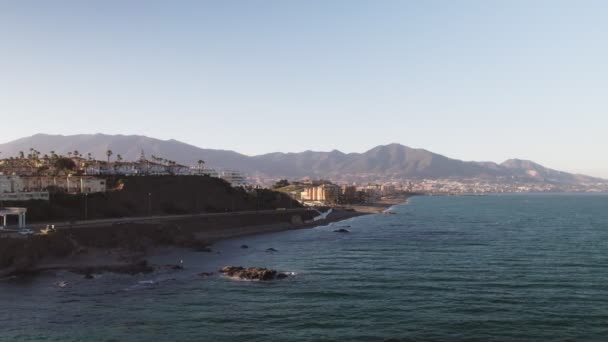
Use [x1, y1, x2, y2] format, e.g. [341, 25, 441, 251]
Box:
[219, 266, 289, 281]
[334, 228, 350, 233]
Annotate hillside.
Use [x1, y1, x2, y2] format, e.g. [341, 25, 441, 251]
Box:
[0, 176, 300, 222]
[0, 133, 250, 170]
[0, 134, 603, 184]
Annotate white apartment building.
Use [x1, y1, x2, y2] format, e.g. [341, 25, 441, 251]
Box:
[191, 167, 220, 178]
[0, 175, 49, 201]
[21, 176, 106, 194]
[86, 161, 192, 176]
[220, 170, 247, 187]
[0, 175, 25, 193]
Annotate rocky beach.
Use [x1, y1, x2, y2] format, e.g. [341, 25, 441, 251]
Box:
[0, 206, 379, 279]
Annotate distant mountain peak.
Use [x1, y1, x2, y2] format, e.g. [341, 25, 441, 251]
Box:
[0, 133, 603, 184]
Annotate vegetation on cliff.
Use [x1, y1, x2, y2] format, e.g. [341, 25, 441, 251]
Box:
[0, 175, 301, 223]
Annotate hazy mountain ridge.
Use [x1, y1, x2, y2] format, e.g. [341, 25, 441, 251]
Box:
[0, 134, 603, 184]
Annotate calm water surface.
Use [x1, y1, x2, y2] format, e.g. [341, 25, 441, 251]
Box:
[1, 194, 608, 341]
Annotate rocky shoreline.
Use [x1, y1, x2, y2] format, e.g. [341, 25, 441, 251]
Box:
[0, 207, 373, 279]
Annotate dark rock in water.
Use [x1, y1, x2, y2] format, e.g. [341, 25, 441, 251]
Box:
[265, 248, 278, 253]
[219, 266, 287, 281]
[83, 273, 94, 279]
[193, 246, 212, 253]
[334, 228, 350, 233]
[240, 244, 249, 249]
[199, 272, 214, 277]
[169, 264, 184, 270]
[220, 266, 243, 274]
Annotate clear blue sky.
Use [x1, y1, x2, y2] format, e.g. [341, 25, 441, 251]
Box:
[1, 1, 607, 177]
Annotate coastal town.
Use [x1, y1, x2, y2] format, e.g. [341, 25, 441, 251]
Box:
[1, 148, 606, 209]
[3, 2, 607, 340]
[2, 147, 603, 280]
[0, 149, 246, 201]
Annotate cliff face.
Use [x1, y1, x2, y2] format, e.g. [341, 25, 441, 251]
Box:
[1, 175, 301, 223]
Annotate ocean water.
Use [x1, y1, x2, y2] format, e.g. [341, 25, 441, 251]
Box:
[1, 194, 608, 341]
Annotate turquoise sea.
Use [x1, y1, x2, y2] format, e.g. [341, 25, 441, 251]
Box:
[1, 194, 608, 341]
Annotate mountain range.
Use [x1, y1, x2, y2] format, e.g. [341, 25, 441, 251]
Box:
[0, 134, 603, 184]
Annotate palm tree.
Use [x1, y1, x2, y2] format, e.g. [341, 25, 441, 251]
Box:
[18, 151, 24, 159]
[50, 151, 57, 160]
[87, 152, 92, 161]
[106, 150, 113, 163]
[116, 154, 123, 162]
[73, 150, 80, 158]
[198, 159, 205, 174]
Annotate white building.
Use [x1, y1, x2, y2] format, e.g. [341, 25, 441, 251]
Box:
[81, 159, 245, 186]
[220, 170, 247, 187]
[112, 162, 140, 176]
[85, 163, 116, 175]
[191, 167, 220, 178]
[67, 176, 107, 193]
[0, 192, 49, 201]
[0, 207, 27, 229]
[168, 164, 191, 175]
[21, 176, 106, 194]
[381, 184, 397, 196]
[0, 175, 49, 201]
[0, 175, 25, 193]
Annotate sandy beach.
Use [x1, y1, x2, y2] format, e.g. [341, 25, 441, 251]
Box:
[342, 195, 412, 213]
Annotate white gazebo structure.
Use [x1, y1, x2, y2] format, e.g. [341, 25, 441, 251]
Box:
[0, 207, 27, 229]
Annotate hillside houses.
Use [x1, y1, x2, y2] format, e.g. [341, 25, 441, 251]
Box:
[0, 151, 249, 191]
[0, 174, 105, 200]
[83, 161, 191, 176]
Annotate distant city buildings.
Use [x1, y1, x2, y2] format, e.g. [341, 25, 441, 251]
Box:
[2, 150, 606, 202]
[300, 184, 341, 203]
[295, 182, 397, 205]
[276, 175, 608, 206]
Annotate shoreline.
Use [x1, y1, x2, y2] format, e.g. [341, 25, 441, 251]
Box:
[343, 195, 411, 214]
[0, 197, 410, 279]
